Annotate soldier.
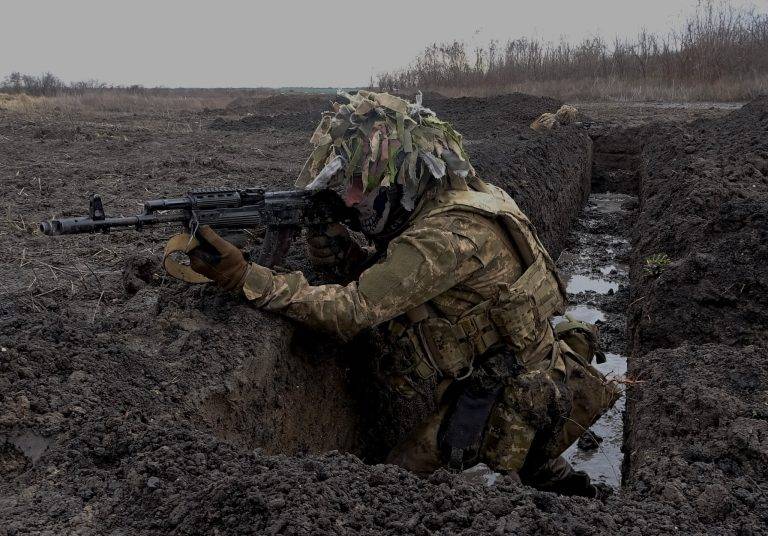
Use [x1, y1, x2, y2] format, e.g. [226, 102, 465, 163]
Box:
[184, 91, 618, 497]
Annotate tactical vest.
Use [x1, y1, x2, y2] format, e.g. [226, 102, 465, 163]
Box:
[388, 184, 568, 391]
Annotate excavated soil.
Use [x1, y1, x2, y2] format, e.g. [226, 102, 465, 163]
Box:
[623, 97, 768, 533]
[629, 97, 768, 352]
[1, 93, 766, 534]
[0, 93, 600, 534]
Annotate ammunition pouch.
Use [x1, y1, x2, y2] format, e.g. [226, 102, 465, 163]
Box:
[489, 284, 545, 357]
[389, 276, 559, 393]
[389, 304, 500, 392]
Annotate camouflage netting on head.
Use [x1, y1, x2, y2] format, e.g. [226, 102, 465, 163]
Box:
[295, 91, 475, 210]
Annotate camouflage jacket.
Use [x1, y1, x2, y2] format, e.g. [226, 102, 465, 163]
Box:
[241, 198, 524, 343]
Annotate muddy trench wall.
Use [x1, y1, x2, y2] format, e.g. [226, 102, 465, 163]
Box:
[622, 98, 768, 531]
[589, 127, 643, 195]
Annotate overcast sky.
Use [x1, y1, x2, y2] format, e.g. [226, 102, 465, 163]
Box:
[1, 0, 763, 87]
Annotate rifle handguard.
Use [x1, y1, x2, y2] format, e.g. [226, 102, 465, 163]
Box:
[163, 233, 213, 284]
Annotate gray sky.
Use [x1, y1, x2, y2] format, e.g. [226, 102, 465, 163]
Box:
[1, 0, 763, 87]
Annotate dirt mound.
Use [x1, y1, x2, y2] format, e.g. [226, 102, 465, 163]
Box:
[2, 415, 693, 535]
[428, 93, 563, 138]
[620, 97, 768, 532]
[210, 112, 320, 132]
[625, 343, 768, 532]
[213, 93, 338, 132]
[629, 97, 768, 353]
[256, 93, 336, 114]
[226, 93, 335, 115]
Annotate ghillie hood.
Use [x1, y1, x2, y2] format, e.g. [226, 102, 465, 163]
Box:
[295, 90, 475, 211]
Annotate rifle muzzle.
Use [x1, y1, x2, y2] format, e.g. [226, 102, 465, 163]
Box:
[39, 220, 61, 235]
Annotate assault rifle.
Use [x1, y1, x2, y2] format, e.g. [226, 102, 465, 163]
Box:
[39, 187, 356, 268]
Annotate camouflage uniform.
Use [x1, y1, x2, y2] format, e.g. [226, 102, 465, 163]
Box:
[182, 91, 618, 495]
[239, 179, 617, 485]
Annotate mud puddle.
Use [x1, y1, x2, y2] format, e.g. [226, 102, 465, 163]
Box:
[556, 192, 635, 488]
[566, 275, 619, 294]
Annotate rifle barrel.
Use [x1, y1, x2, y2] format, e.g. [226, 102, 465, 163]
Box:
[39, 212, 186, 236]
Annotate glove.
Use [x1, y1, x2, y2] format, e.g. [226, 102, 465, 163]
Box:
[306, 223, 354, 269]
[188, 226, 249, 291]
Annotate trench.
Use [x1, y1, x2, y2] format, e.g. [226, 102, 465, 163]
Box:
[555, 127, 642, 488]
[556, 192, 634, 487]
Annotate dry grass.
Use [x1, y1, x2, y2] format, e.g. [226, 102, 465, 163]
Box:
[0, 93, 42, 112]
[378, 2, 768, 101]
[428, 74, 768, 102]
[0, 90, 235, 113]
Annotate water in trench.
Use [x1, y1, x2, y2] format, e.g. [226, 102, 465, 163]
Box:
[556, 192, 635, 488]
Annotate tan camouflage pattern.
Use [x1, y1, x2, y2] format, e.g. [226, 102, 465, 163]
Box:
[481, 358, 567, 472]
[384, 354, 569, 475]
[531, 104, 580, 131]
[240, 181, 614, 477]
[480, 390, 538, 472]
[242, 209, 524, 342]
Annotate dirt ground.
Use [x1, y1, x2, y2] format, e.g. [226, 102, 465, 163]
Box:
[623, 97, 768, 532]
[1, 93, 766, 534]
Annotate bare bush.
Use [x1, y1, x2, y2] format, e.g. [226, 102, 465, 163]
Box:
[2, 72, 68, 96]
[377, 1, 768, 100]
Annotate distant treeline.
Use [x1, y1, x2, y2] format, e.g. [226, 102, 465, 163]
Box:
[0, 72, 141, 96]
[0, 73, 283, 98]
[376, 2, 768, 100]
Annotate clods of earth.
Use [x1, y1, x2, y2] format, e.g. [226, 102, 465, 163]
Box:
[1, 92, 766, 534]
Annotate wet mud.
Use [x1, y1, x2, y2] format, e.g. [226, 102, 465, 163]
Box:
[1, 93, 766, 534]
[555, 193, 635, 487]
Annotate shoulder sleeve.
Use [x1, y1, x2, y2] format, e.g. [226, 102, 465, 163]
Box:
[240, 214, 484, 341]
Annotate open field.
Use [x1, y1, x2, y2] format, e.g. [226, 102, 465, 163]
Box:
[1, 91, 766, 534]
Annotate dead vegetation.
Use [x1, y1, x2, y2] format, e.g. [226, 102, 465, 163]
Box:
[0, 91, 237, 114]
[0, 74, 274, 113]
[377, 2, 768, 101]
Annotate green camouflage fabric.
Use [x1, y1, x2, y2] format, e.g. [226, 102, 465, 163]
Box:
[386, 346, 569, 475]
[242, 203, 523, 341]
[295, 90, 474, 210]
[240, 181, 615, 479]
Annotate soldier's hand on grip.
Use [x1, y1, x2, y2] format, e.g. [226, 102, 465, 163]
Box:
[306, 223, 353, 269]
[189, 226, 249, 291]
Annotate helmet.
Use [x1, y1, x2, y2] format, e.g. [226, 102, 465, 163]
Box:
[295, 91, 475, 234]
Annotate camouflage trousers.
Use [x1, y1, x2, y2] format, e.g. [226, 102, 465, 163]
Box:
[389, 358, 563, 466]
[386, 345, 600, 494]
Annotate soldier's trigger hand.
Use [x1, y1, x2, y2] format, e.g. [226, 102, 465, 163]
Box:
[189, 226, 249, 291]
[306, 223, 352, 268]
